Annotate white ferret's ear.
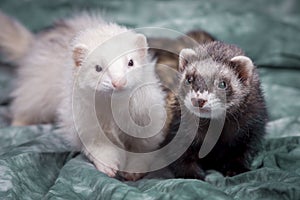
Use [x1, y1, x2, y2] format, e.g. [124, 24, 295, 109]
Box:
[73, 44, 88, 67]
[230, 55, 254, 83]
[179, 48, 196, 73]
[135, 34, 148, 59]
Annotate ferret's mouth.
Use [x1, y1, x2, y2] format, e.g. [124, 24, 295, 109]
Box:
[190, 103, 209, 110]
[188, 106, 212, 118]
[198, 107, 211, 113]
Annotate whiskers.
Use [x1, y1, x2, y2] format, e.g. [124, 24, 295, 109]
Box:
[98, 82, 113, 92]
[226, 110, 241, 133]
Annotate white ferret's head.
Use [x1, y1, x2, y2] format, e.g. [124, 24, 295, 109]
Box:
[178, 42, 256, 119]
[71, 26, 149, 92]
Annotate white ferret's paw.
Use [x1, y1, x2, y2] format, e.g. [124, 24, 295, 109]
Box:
[93, 160, 119, 177]
[11, 119, 30, 126]
[87, 145, 126, 177]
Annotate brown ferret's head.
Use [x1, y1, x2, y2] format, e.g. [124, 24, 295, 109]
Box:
[178, 41, 257, 119]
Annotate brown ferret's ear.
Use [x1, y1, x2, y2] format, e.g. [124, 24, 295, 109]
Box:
[135, 34, 148, 59]
[179, 48, 196, 73]
[73, 44, 88, 67]
[230, 56, 254, 83]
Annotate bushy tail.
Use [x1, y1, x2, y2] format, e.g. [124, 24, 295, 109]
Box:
[0, 11, 34, 64]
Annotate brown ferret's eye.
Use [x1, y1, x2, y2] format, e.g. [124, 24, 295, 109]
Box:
[95, 65, 103, 72]
[218, 81, 227, 89]
[128, 59, 134, 67]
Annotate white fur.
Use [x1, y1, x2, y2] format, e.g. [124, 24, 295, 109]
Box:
[4, 13, 108, 125]
[184, 90, 225, 119]
[2, 12, 167, 177]
[59, 56, 166, 176]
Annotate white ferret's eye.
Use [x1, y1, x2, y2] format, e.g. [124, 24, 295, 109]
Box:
[128, 59, 134, 67]
[185, 76, 193, 85]
[95, 65, 103, 72]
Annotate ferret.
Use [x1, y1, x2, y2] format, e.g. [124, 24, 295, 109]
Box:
[58, 28, 168, 180]
[0, 11, 168, 180]
[163, 41, 268, 179]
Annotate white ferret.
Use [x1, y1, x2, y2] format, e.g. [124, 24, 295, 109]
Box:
[0, 11, 167, 180]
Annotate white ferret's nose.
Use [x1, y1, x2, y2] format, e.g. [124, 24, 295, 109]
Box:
[112, 77, 127, 89]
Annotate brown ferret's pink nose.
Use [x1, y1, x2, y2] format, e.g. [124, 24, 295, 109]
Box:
[112, 78, 127, 89]
[191, 98, 207, 108]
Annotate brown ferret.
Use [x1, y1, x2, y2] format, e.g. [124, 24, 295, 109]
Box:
[159, 41, 268, 179]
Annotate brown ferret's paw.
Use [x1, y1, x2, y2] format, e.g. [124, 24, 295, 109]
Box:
[118, 171, 147, 181]
[223, 165, 250, 177]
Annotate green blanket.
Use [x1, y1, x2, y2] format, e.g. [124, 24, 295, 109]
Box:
[1, 0, 300, 199]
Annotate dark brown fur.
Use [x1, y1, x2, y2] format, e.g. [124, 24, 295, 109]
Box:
[161, 41, 268, 179]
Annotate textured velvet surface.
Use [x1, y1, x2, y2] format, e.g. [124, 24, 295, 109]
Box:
[0, 0, 300, 199]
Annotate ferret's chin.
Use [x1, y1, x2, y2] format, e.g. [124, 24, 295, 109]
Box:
[190, 108, 225, 119]
[184, 101, 211, 118]
[191, 108, 212, 119]
[96, 85, 114, 93]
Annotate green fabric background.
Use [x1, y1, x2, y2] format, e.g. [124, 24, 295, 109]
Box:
[0, 0, 300, 199]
